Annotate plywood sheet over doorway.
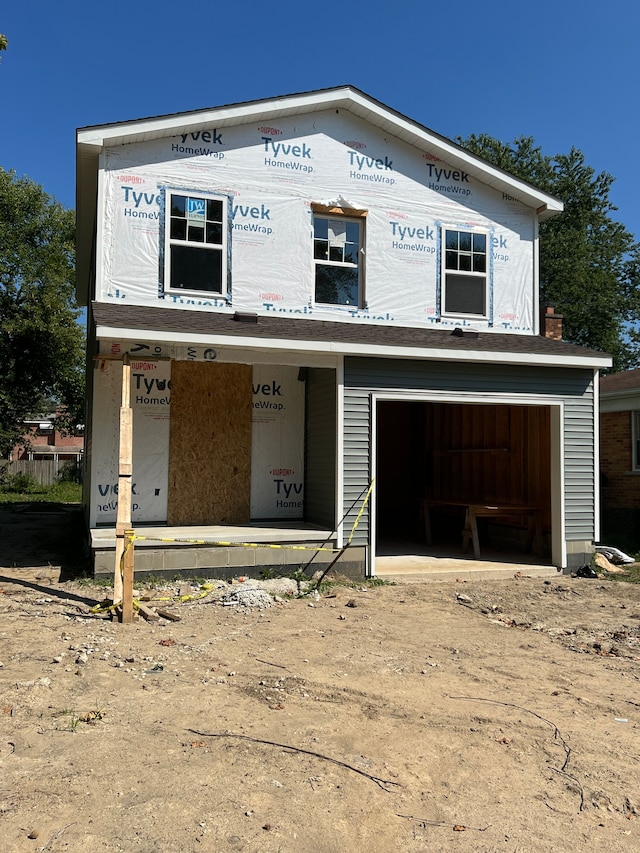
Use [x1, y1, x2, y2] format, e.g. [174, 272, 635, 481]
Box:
[167, 361, 252, 525]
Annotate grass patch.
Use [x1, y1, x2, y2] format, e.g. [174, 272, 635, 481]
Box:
[52, 709, 81, 732]
[255, 566, 394, 596]
[0, 481, 81, 504]
[317, 575, 394, 593]
[74, 574, 113, 589]
[600, 563, 640, 584]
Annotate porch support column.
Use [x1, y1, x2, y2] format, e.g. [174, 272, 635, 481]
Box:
[114, 354, 134, 622]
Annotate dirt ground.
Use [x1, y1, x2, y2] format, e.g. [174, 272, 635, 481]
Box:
[1, 506, 640, 852]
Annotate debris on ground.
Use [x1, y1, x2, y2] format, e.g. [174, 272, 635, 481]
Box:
[575, 564, 599, 578]
[595, 544, 636, 564]
[593, 553, 629, 575]
[89, 576, 311, 621]
[221, 587, 275, 608]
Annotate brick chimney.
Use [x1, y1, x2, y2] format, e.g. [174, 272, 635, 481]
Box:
[541, 305, 563, 340]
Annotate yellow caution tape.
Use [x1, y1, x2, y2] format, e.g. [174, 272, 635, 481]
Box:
[90, 601, 121, 614]
[126, 478, 375, 552]
[90, 580, 222, 613]
[347, 477, 375, 545]
[129, 535, 340, 552]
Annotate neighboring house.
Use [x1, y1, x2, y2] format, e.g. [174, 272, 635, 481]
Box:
[10, 416, 84, 462]
[75, 86, 611, 577]
[599, 368, 640, 548]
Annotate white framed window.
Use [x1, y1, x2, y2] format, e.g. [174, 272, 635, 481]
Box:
[165, 191, 229, 296]
[441, 227, 488, 318]
[633, 411, 640, 471]
[313, 212, 364, 307]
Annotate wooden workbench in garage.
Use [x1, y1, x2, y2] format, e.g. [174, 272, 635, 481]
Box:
[422, 499, 543, 560]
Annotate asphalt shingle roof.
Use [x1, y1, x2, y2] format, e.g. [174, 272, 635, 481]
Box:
[92, 302, 608, 363]
[600, 367, 640, 393]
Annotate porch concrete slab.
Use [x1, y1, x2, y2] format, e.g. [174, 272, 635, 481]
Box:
[254, 547, 285, 566]
[193, 548, 236, 569]
[130, 549, 166, 573]
[191, 547, 257, 570]
[162, 548, 199, 570]
[284, 546, 334, 565]
[90, 523, 340, 577]
[90, 523, 334, 550]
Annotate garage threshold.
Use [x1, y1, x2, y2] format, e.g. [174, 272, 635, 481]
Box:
[374, 549, 560, 582]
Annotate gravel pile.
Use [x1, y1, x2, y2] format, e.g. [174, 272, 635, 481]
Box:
[220, 587, 276, 608]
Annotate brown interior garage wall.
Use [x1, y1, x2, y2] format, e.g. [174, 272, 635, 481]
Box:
[376, 401, 552, 536]
[167, 361, 252, 525]
[426, 403, 551, 529]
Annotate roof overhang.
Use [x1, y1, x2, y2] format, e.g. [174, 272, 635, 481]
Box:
[94, 321, 612, 371]
[76, 86, 564, 305]
[600, 387, 640, 412]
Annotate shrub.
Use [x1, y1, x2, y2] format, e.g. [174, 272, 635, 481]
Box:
[0, 471, 43, 494]
[57, 460, 82, 484]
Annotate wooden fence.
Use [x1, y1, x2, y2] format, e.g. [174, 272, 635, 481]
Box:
[2, 458, 83, 486]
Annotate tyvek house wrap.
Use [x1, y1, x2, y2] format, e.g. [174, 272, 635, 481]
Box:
[91, 359, 305, 525]
[92, 358, 171, 525]
[98, 109, 536, 333]
[250, 365, 304, 520]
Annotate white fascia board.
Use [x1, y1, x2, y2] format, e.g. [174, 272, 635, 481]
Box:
[95, 324, 612, 370]
[77, 87, 562, 216]
[343, 92, 562, 216]
[76, 89, 352, 148]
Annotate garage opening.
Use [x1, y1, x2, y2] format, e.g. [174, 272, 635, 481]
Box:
[375, 400, 552, 561]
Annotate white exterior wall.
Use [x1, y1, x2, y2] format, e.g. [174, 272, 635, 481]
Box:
[96, 110, 536, 333]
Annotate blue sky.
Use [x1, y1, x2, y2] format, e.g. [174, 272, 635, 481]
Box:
[2, 1, 638, 245]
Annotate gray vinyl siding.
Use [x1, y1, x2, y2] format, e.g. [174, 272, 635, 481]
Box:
[304, 368, 336, 528]
[342, 390, 371, 545]
[342, 357, 596, 546]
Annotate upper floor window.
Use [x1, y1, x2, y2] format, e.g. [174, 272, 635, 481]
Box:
[165, 192, 229, 295]
[313, 213, 364, 307]
[442, 227, 488, 318]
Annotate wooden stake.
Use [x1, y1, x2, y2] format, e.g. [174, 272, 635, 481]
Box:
[121, 529, 135, 624]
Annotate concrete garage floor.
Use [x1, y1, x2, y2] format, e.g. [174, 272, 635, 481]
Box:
[374, 540, 560, 582]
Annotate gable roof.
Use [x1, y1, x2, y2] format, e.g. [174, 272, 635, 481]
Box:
[92, 302, 611, 370]
[76, 86, 564, 304]
[600, 367, 640, 395]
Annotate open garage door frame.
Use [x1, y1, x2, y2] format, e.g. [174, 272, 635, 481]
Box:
[369, 390, 565, 575]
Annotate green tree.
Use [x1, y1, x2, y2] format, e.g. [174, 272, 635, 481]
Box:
[0, 168, 84, 456]
[457, 134, 640, 370]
